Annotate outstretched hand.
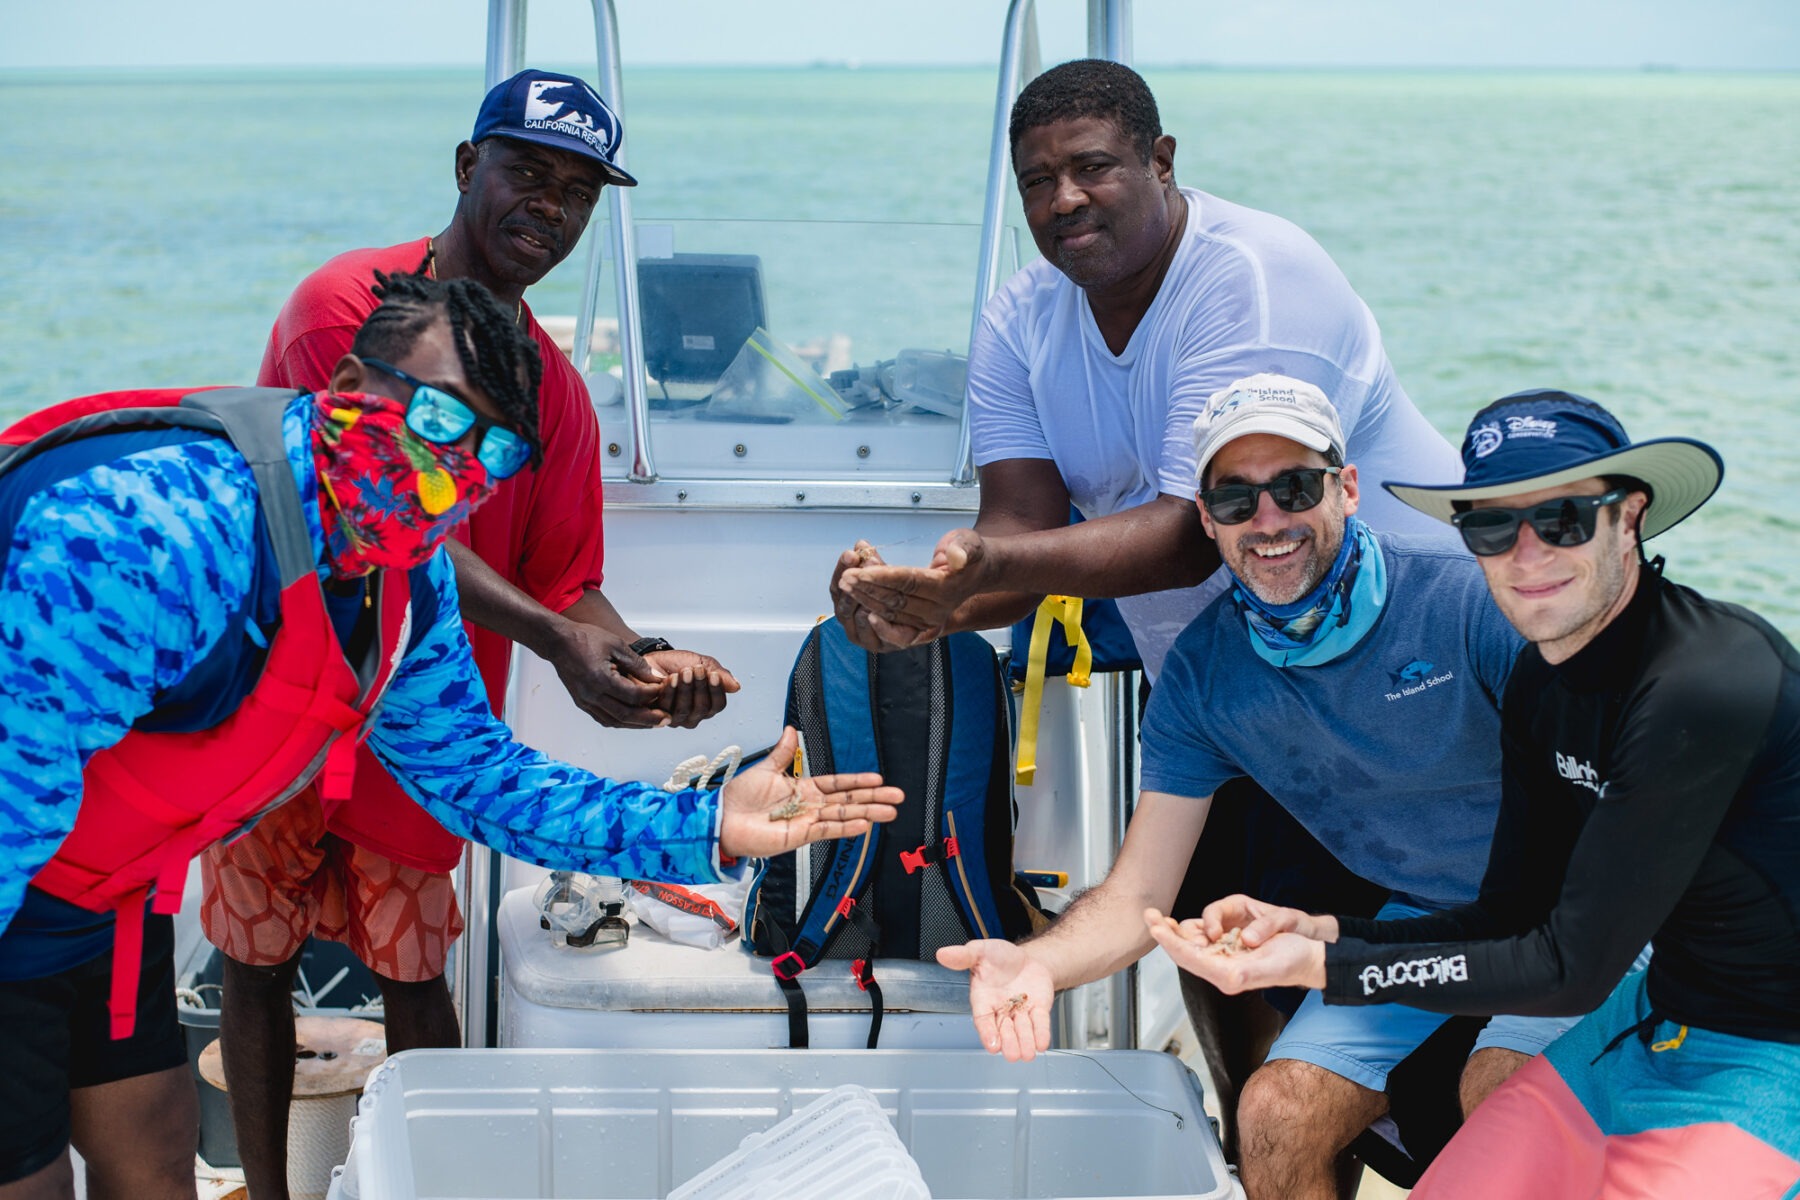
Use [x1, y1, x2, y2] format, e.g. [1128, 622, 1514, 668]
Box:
[717, 727, 902, 858]
[1142, 906, 1327, 995]
[835, 529, 989, 650]
[936, 938, 1055, 1061]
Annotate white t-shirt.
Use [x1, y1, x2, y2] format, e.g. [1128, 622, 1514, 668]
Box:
[968, 187, 1461, 677]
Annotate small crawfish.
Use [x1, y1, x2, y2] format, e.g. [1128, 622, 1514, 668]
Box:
[767, 783, 806, 822]
[1207, 927, 1246, 956]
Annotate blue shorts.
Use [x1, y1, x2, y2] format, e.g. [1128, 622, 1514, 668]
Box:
[1266, 898, 1590, 1093]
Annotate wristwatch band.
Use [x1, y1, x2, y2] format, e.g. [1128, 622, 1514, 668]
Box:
[629, 636, 674, 656]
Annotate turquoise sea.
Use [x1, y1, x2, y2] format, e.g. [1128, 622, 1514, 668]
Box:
[1, 65, 1796, 634]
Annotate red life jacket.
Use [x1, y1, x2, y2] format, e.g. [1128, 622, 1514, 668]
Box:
[2, 388, 413, 1038]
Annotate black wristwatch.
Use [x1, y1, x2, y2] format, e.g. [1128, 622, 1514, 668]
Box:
[629, 636, 674, 656]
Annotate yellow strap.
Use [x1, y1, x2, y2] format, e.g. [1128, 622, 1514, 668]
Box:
[1016, 595, 1094, 786]
[1650, 1025, 1689, 1053]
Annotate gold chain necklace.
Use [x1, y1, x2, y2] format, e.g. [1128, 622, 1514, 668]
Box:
[424, 238, 524, 325]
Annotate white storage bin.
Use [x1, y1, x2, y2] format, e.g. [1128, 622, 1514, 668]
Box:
[329, 1047, 1240, 1200]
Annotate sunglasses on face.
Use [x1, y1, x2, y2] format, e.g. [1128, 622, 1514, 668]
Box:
[1451, 489, 1629, 557]
[359, 358, 533, 481]
[1200, 467, 1341, 525]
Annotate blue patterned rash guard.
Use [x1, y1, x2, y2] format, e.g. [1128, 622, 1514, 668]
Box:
[0, 395, 727, 971]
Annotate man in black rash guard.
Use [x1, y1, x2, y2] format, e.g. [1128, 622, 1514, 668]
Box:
[1146, 389, 1800, 1198]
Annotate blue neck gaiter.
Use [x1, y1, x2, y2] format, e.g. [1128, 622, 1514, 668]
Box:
[1235, 517, 1387, 668]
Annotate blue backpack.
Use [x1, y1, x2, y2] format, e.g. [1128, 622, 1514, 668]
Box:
[743, 618, 1046, 1046]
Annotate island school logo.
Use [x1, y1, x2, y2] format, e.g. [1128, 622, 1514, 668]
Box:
[1384, 659, 1455, 701]
[1469, 421, 1504, 458]
[524, 79, 613, 156]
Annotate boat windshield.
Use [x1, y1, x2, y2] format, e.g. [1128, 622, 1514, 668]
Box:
[551, 216, 1014, 483]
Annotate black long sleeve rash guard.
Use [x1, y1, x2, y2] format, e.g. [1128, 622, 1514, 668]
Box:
[1323, 568, 1800, 1043]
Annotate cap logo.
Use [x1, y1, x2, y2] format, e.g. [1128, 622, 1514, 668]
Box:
[1469, 421, 1503, 458]
[1504, 414, 1557, 440]
[523, 79, 612, 155]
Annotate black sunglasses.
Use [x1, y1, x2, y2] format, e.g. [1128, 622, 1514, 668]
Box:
[1200, 467, 1341, 525]
[1451, 489, 1629, 557]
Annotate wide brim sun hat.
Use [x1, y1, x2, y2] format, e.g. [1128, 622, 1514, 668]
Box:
[1384, 389, 1723, 541]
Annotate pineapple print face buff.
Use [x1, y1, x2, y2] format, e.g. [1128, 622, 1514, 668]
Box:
[311, 390, 497, 578]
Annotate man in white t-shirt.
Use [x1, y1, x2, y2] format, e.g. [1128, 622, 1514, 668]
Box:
[833, 59, 1465, 1169]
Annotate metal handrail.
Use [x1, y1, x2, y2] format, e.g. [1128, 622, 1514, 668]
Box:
[483, 0, 524, 86]
[486, 0, 655, 481]
[586, 0, 655, 481]
[958, 0, 1040, 487]
[1089, 0, 1133, 64]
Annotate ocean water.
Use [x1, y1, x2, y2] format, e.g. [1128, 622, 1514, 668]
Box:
[1, 65, 1796, 633]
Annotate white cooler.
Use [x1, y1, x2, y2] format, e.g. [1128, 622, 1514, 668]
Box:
[495, 885, 982, 1050]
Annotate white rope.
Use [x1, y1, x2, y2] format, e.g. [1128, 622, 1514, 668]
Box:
[662, 745, 743, 792]
[286, 1092, 356, 1200]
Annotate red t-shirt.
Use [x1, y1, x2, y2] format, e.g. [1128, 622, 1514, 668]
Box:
[261, 237, 607, 870]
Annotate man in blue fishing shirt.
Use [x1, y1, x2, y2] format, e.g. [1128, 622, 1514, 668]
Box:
[0, 272, 901, 1200]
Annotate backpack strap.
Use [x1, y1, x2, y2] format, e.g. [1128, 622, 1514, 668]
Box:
[761, 917, 813, 1050]
[179, 388, 317, 587]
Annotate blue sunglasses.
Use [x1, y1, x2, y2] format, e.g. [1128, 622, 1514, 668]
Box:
[360, 358, 533, 480]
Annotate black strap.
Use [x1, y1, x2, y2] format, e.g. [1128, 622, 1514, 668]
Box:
[840, 899, 886, 1049]
[852, 957, 885, 1049]
[759, 898, 891, 1050]
[760, 918, 812, 1049]
[777, 973, 810, 1049]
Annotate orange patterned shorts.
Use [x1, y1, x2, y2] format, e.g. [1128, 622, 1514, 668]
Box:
[199, 787, 464, 982]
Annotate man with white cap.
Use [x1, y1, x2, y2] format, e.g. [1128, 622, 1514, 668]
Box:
[941, 375, 1580, 1200]
[1155, 389, 1800, 1197]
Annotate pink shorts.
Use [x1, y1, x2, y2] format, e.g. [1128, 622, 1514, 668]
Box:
[199, 786, 463, 981]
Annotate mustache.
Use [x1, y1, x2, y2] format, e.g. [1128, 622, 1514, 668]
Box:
[1047, 213, 1099, 237]
[502, 217, 563, 253]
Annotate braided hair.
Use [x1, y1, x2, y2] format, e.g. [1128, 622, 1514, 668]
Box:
[1009, 59, 1164, 166]
[351, 266, 546, 468]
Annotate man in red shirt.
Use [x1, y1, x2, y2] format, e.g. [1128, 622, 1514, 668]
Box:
[201, 70, 737, 1200]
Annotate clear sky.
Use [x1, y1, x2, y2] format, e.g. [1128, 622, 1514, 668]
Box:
[6, 0, 1798, 71]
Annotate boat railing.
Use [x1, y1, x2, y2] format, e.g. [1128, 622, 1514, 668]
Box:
[484, 0, 1130, 493]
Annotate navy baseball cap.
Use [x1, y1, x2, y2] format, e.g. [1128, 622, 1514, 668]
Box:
[472, 69, 638, 187]
[1386, 389, 1723, 541]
